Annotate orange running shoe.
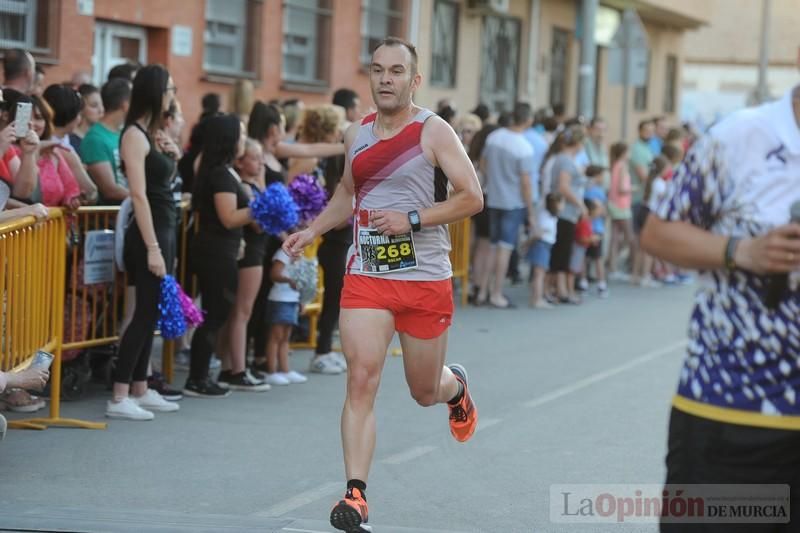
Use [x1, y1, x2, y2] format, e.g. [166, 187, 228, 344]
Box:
[330, 487, 372, 532]
[448, 364, 477, 442]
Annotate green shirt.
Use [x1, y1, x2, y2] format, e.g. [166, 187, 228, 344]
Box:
[628, 139, 653, 204]
[80, 122, 127, 205]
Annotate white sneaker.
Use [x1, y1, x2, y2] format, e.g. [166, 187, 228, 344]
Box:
[326, 352, 347, 370]
[285, 371, 308, 384]
[639, 277, 663, 289]
[608, 271, 630, 282]
[106, 397, 155, 420]
[309, 355, 343, 375]
[133, 389, 180, 412]
[265, 373, 291, 386]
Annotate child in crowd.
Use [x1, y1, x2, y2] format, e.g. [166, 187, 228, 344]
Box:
[569, 212, 594, 302]
[528, 192, 563, 309]
[660, 142, 693, 285]
[582, 165, 608, 296]
[633, 156, 669, 288]
[607, 142, 636, 281]
[264, 244, 308, 386]
[584, 198, 608, 297]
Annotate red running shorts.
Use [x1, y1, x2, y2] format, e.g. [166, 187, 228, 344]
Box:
[340, 274, 454, 339]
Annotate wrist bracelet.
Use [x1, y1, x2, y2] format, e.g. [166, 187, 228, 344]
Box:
[724, 237, 740, 270]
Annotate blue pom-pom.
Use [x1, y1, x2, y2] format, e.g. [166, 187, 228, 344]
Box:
[158, 275, 187, 340]
[250, 182, 300, 235]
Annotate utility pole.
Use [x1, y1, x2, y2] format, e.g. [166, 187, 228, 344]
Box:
[755, 0, 772, 103]
[578, 0, 598, 119]
[620, 11, 631, 140]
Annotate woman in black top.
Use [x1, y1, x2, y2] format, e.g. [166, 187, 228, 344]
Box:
[215, 138, 271, 391]
[109, 65, 181, 420]
[185, 114, 255, 397]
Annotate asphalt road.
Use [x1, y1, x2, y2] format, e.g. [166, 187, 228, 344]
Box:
[0, 280, 695, 533]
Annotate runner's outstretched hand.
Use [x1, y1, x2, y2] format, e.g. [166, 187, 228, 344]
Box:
[283, 228, 317, 258]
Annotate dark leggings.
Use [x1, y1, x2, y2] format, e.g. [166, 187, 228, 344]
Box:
[189, 248, 239, 381]
[315, 237, 349, 355]
[114, 226, 175, 384]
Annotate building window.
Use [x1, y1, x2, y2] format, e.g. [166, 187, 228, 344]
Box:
[634, 52, 651, 111]
[549, 27, 570, 108]
[360, 0, 404, 67]
[430, 0, 458, 87]
[0, 0, 57, 54]
[283, 0, 333, 84]
[204, 0, 262, 76]
[664, 54, 677, 113]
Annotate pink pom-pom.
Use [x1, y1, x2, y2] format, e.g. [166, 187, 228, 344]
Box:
[178, 284, 204, 328]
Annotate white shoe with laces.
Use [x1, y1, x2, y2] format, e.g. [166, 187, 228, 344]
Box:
[106, 397, 155, 420]
[133, 389, 180, 412]
[309, 355, 343, 375]
[285, 371, 308, 384]
[327, 352, 347, 370]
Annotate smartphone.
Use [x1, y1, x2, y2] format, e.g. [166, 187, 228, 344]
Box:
[15, 102, 31, 138]
[30, 350, 54, 370]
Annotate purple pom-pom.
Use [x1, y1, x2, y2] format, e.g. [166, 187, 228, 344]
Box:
[178, 283, 204, 328]
[158, 275, 187, 340]
[250, 182, 299, 235]
[288, 174, 328, 223]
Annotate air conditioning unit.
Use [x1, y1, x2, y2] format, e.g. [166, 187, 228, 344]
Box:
[466, 0, 510, 16]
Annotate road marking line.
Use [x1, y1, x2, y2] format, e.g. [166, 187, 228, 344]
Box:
[523, 339, 685, 409]
[475, 417, 502, 433]
[252, 481, 341, 518]
[282, 529, 329, 533]
[381, 444, 437, 465]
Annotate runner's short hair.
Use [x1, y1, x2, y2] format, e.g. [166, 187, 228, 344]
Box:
[373, 36, 418, 75]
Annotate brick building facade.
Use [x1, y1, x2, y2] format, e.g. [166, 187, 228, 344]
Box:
[4, 0, 408, 138]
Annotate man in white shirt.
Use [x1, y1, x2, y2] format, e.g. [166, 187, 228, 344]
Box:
[476, 102, 535, 308]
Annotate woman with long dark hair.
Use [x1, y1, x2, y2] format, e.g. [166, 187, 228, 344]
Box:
[108, 65, 181, 420]
[185, 114, 256, 397]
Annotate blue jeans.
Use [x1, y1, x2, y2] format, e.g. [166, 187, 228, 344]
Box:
[488, 207, 526, 250]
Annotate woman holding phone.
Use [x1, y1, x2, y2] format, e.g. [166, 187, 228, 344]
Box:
[108, 65, 181, 420]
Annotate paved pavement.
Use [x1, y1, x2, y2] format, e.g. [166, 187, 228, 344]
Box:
[0, 280, 695, 532]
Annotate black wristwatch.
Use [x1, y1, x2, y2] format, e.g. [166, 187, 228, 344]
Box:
[724, 237, 741, 270]
[408, 210, 421, 232]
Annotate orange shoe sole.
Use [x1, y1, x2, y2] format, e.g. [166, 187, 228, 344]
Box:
[330, 500, 372, 532]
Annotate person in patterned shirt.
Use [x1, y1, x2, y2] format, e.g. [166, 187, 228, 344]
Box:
[642, 85, 800, 532]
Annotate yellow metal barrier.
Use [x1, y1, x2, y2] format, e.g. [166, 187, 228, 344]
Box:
[0, 209, 105, 430]
[448, 218, 471, 307]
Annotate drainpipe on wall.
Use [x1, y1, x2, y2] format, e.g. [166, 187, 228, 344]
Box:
[409, 0, 421, 46]
[578, 0, 598, 119]
[755, 0, 772, 103]
[526, 0, 542, 105]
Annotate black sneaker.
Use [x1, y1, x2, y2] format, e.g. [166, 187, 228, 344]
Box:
[249, 364, 269, 381]
[183, 379, 231, 398]
[148, 372, 183, 401]
[217, 370, 233, 389]
[227, 372, 272, 392]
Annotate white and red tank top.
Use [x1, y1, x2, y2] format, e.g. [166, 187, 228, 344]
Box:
[346, 108, 452, 281]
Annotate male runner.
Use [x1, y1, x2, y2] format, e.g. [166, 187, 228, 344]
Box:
[284, 36, 483, 532]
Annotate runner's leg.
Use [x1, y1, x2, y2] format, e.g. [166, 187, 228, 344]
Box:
[339, 308, 395, 481]
[399, 330, 457, 406]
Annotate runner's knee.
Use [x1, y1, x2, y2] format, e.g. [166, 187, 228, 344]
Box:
[409, 384, 438, 407]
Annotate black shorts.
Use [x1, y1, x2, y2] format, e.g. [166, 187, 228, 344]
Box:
[661, 407, 800, 532]
[472, 196, 490, 239]
[586, 239, 603, 260]
[549, 219, 576, 273]
[633, 202, 650, 235]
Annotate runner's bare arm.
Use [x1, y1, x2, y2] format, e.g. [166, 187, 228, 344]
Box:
[283, 123, 357, 256]
[420, 116, 483, 227]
